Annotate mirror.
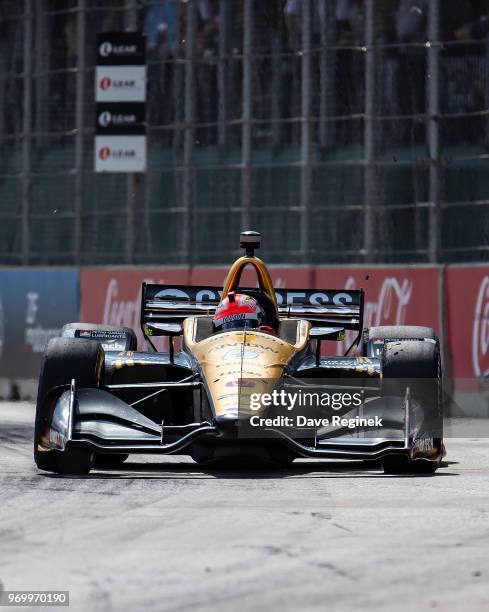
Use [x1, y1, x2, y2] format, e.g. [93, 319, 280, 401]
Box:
[145, 322, 183, 337]
[309, 327, 345, 341]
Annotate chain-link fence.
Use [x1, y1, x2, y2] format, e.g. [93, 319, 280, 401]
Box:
[1, 0, 489, 265]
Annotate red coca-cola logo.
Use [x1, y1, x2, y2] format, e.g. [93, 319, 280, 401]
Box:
[345, 275, 413, 327]
[98, 147, 111, 160]
[100, 77, 112, 90]
[369, 278, 413, 327]
[472, 276, 489, 377]
[336, 276, 413, 355]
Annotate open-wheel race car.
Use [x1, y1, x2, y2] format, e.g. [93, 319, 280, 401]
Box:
[34, 231, 444, 475]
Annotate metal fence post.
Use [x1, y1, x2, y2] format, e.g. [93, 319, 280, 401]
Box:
[74, 0, 86, 265]
[182, 0, 196, 265]
[125, 0, 138, 264]
[319, 0, 335, 150]
[300, 0, 312, 263]
[21, 0, 33, 265]
[363, 0, 375, 262]
[427, 0, 441, 263]
[173, 1, 183, 160]
[241, 0, 253, 232]
[485, 39, 489, 150]
[34, 0, 48, 147]
[218, 0, 230, 152]
[270, 36, 282, 151]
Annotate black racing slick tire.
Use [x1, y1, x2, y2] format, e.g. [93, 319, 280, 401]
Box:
[34, 338, 104, 474]
[363, 326, 438, 358]
[381, 339, 443, 475]
[383, 455, 439, 475]
[56, 447, 93, 476]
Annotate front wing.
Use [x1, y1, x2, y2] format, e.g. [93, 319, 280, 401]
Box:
[37, 377, 440, 464]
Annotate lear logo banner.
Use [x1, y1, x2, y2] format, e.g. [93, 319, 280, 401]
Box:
[96, 103, 145, 136]
[472, 276, 489, 377]
[95, 136, 146, 172]
[96, 32, 146, 66]
[95, 66, 146, 102]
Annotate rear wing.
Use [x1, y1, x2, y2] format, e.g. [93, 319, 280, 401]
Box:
[141, 283, 364, 336]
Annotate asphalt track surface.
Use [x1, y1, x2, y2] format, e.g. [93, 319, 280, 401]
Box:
[1, 403, 489, 612]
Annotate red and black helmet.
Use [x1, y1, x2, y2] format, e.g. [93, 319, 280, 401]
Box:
[213, 292, 265, 332]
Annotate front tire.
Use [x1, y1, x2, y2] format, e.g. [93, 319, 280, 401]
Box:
[381, 339, 443, 475]
[93, 454, 129, 468]
[56, 447, 94, 475]
[383, 455, 439, 475]
[34, 338, 104, 474]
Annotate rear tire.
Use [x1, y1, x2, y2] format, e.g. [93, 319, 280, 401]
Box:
[34, 338, 104, 474]
[382, 339, 443, 475]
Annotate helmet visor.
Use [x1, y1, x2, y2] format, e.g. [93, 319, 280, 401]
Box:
[220, 319, 259, 332]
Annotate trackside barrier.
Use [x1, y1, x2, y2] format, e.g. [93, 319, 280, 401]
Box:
[0, 269, 79, 399]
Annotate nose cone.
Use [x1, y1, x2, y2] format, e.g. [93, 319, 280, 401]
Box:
[189, 329, 295, 424]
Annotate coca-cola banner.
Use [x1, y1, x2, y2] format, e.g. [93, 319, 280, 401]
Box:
[314, 266, 440, 355]
[446, 266, 489, 378]
[80, 268, 190, 348]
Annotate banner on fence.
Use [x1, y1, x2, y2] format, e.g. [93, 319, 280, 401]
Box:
[0, 270, 79, 379]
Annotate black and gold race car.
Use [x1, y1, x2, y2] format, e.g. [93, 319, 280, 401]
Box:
[34, 232, 444, 475]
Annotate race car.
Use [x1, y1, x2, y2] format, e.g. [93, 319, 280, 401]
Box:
[34, 231, 444, 475]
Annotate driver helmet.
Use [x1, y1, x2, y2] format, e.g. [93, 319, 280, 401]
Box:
[213, 292, 265, 332]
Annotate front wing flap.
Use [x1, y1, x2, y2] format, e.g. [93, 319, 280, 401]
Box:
[38, 380, 439, 463]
